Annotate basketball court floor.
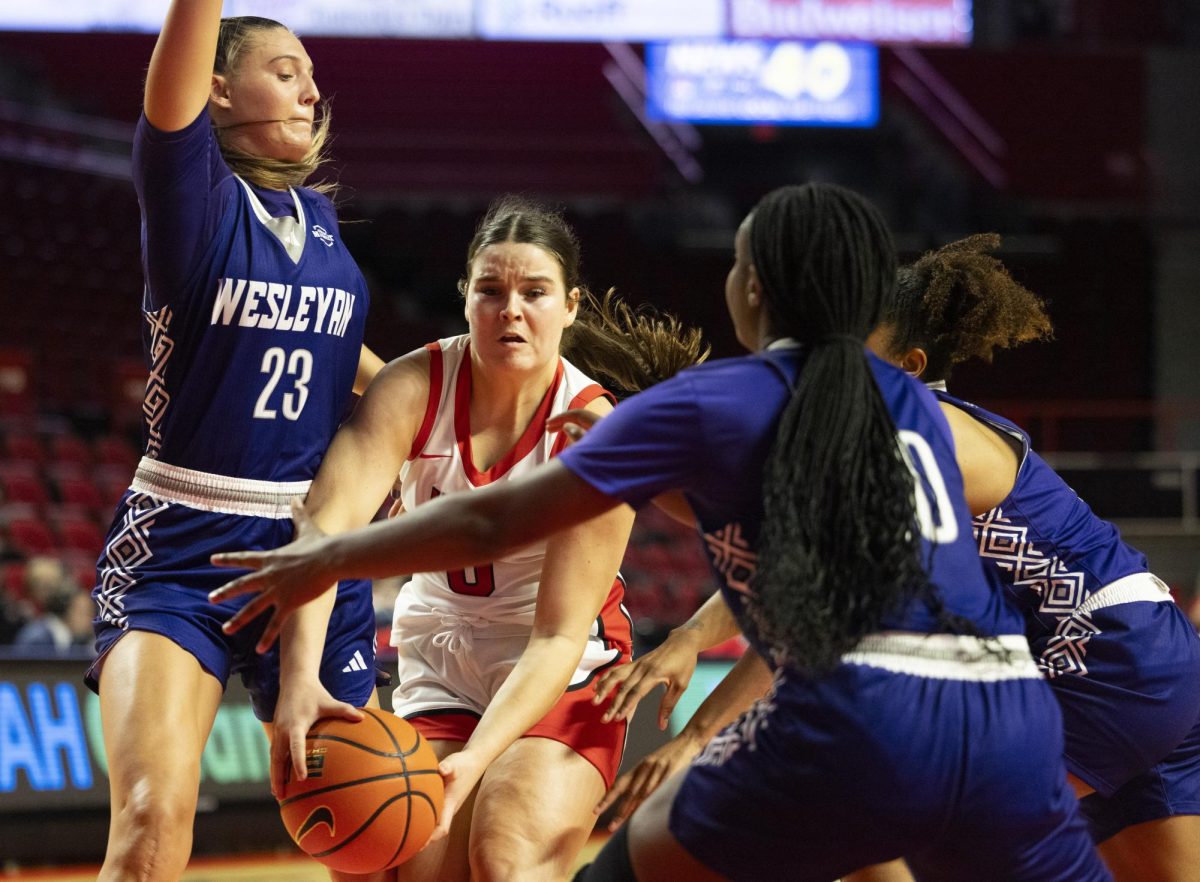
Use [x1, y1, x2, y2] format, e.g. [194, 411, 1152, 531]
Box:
[4, 836, 607, 881]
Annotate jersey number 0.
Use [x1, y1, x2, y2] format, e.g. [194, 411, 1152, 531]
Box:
[429, 487, 497, 596]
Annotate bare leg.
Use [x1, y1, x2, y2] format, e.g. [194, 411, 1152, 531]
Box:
[622, 769, 726, 882]
[392, 740, 476, 882]
[98, 631, 224, 882]
[469, 736, 607, 882]
[1099, 815, 1200, 881]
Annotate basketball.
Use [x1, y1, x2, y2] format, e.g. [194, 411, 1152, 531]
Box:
[278, 709, 444, 874]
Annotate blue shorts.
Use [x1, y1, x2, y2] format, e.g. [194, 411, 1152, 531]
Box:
[1033, 592, 1200, 796]
[86, 491, 377, 721]
[669, 639, 1111, 882]
[1081, 708, 1200, 843]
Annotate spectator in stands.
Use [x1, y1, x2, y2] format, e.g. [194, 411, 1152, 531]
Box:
[14, 584, 94, 654]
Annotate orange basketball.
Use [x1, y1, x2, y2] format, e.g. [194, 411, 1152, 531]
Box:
[278, 708, 444, 874]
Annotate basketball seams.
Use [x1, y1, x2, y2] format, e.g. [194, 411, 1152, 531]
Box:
[279, 768, 442, 807]
[283, 709, 442, 872]
[306, 732, 425, 758]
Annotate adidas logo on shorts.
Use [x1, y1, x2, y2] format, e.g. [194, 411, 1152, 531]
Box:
[342, 650, 368, 673]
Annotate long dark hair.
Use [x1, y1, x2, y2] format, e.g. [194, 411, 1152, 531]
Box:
[887, 234, 1053, 382]
[212, 17, 335, 194]
[460, 195, 708, 393]
[746, 184, 955, 672]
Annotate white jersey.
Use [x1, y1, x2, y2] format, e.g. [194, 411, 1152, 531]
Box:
[393, 334, 613, 633]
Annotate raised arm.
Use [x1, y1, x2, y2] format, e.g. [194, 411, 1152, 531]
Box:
[144, 0, 225, 131]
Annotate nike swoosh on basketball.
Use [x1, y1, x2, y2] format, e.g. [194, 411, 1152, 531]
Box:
[297, 806, 335, 840]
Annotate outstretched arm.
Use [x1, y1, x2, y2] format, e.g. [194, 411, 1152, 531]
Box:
[144, 0, 224, 131]
[213, 458, 623, 629]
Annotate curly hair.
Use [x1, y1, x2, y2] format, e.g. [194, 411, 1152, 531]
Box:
[887, 234, 1053, 382]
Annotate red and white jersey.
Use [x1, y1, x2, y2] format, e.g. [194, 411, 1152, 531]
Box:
[394, 334, 614, 629]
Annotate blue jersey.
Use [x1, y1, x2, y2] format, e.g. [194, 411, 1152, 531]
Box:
[558, 343, 1024, 661]
[132, 111, 368, 482]
[933, 392, 1148, 641]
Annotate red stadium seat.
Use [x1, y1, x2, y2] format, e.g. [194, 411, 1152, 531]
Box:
[55, 517, 104, 557]
[3, 431, 45, 465]
[4, 517, 57, 556]
[94, 434, 139, 471]
[0, 469, 49, 507]
[49, 433, 93, 468]
[54, 474, 105, 510]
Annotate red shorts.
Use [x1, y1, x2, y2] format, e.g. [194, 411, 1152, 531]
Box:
[407, 585, 633, 789]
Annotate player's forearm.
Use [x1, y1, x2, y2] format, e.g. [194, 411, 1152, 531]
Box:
[317, 466, 608, 583]
[460, 633, 585, 767]
[145, 0, 224, 130]
[679, 650, 774, 744]
[278, 586, 338, 680]
[668, 591, 741, 655]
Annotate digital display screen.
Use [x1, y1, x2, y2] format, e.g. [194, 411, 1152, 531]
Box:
[476, 0, 724, 41]
[727, 0, 973, 45]
[646, 39, 879, 127]
[0, 659, 271, 812]
[0, 0, 968, 45]
[0, 0, 475, 37]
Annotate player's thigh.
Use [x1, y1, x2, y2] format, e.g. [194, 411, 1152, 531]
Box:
[470, 736, 607, 874]
[1099, 815, 1200, 882]
[393, 739, 473, 882]
[625, 769, 727, 882]
[98, 630, 224, 808]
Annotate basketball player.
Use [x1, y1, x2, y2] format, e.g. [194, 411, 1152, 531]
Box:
[85, 6, 382, 880]
[213, 184, 1111, 881]
[592, 234, 1200, 882]
[233, 195, 706, 882]
[867, 235, 1200, 881]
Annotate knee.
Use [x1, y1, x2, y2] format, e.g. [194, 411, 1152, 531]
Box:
[107, 778, 197, 876]
[470, 829, 559, 882]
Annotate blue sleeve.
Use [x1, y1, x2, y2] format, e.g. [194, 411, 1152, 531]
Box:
[556, 373, 703, 509]
[132, 110, 233, 310]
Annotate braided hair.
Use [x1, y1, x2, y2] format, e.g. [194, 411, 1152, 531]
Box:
[746, 184, 964, 672]
[887, 234, 1053, 382]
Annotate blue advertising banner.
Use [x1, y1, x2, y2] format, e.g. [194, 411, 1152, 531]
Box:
[646, 39, 879, 127]
[0, 659, 270, 812]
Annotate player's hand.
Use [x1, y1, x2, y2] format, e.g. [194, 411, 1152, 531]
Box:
[595, 731, 705, 831]
[547, 407, 603, 445]
[271, 679, 363, 800]
[594, 631, 701, 729]
[209, 499, 335, 651]
[426, 749, 486, 845]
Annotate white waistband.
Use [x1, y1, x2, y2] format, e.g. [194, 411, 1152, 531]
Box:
[1075, 572, 1172, 616]
[842, 632, 1039, 681]
[130, 456, 311, 519]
